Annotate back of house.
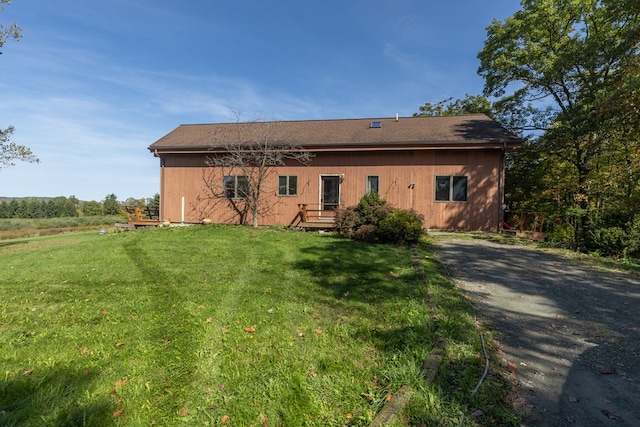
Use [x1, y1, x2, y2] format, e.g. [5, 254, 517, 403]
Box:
[148, 114, 521, 231]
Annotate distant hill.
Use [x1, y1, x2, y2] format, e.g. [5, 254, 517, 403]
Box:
[0, 196, 56, 202]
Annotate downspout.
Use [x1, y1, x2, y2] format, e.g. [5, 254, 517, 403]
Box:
[156, 150, 165, 223]
[497, 142, 506, 232]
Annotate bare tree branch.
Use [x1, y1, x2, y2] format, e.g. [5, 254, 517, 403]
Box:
[199, 115, 313, 228]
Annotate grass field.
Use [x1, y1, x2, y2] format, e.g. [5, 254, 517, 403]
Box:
[0, 226, 517, 426]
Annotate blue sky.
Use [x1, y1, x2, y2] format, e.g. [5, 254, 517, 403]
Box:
[0, 0, 521, 202]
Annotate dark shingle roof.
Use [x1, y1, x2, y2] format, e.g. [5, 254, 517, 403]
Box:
[149, 115, 522, 152]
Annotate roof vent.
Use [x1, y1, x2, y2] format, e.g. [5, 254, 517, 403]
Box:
[369, 121, 382, 128]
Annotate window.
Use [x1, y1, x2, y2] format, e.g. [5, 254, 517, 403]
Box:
[435, 176, 467, 202]
[278, 175, 298, 196]
[366, 175, 379, 194]
[223, 175, 249, 199]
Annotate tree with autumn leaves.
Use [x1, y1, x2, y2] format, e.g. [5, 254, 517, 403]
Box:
[470, 0, 639, 255]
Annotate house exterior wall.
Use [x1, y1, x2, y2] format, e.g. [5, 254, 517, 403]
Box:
[156, 149, 503, 231]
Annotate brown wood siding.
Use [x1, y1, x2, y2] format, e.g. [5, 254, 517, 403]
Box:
[157, 149, 502, 230]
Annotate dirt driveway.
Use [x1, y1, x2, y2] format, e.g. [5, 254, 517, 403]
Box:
[433, 235, 640, 426]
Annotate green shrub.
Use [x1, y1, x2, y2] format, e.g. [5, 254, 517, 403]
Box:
[356, 192, 387, 222]
[624, 215, 640, 258]
[352, 224, 377, 242]
[334, 206, 361, 238]
[587, 226, 627, 258]
[376, 209, 424, 244]
[337, 195, 424, 245]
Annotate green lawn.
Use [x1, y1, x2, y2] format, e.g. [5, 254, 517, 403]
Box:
[0, 226, 517, 426]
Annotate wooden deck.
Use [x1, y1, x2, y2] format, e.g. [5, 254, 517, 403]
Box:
[124, 205, 161, 228]
[289, 204, 336, 230]
[503, 211, 545, 241]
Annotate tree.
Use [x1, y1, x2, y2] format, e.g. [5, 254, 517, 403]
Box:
[199, 115, 313, 228]
[478, 0, 640, 245]
[1, 1, 38, 170]
[82, 200, 103, 216]
[414, 94, 494, 118]
[147, 193, 160, 211]
[102, 193, 121, 215]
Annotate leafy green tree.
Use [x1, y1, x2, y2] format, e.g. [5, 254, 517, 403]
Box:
[414, 94, 493, 118]
[478, 0, 640, 246]
[102, 193, 121, 215]
[1, 1, 38, 170]
[147, 193, 160, 211]
[82, 200, 103, 216]
[45, 196, 78, 217]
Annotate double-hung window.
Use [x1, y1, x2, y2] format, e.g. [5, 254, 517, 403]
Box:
[278, 175, 298, 196]
[435, 176, 467, 202]
[366, 175, 379, 194]
[223, 175, 249, 199]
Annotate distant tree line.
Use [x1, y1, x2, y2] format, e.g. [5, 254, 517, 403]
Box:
[0, 193, 159, 219]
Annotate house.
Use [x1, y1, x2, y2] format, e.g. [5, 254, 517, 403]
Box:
[148, 114, 522, 231]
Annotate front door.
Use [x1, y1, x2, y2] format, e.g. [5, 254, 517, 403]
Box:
[321, 175, 340, 211]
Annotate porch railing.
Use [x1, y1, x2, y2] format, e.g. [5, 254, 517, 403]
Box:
[289, 204, 336, 228]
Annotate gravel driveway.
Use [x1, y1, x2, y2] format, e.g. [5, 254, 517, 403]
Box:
[433, 235, 640, 426]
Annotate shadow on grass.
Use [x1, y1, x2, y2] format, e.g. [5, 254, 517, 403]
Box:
[292, 238, 418, 304]
[0, 366, 113, 426]
[120, 234, 201, 420]
[0, 240, 28, 248]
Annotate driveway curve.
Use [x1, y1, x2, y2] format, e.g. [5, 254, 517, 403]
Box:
[433, 235, 640, 426]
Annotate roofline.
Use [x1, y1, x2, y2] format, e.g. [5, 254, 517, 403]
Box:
[150, 141, 521, 155]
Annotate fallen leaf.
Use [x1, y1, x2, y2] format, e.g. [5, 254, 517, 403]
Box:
[205, 317, 212, 323]
[21, 369, 33, 376]
[568, 395, 579, 403]
[314, 328, 323, 335]
[112, 408, 124, 418]
[385, 393, 393, 401]
[221, 414, 230, 424]
[507, 362, 517, 373]
[205, 387, 213, 394]
[244, 327, 256, 333]
[115, 379, 128, 387]
[221, 327, 230, 334]
[115, 342, 125, 348]
[179, 410, 189, 417]
[267, 308, 274, 314]
[80, 346, 90, 356]
[259, 412, 269, 427]
[83, 368, 90, 375]
[598, 366, 617, 375]
[601, 409, 624, 422]
[101, 310, 109, 315]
